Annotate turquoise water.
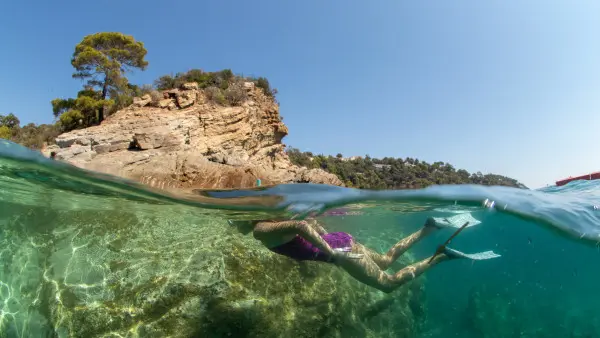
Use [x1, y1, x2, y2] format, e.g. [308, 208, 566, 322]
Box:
[1, 138, 600, 337]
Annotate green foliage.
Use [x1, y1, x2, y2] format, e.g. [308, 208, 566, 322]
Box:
[51, 98, 76, 117]
[254, 77, 277, 97]
[152, 68, 280, 107]
[52, 90, 114, 132]
[106, 83, 154, 113]
[205, 86, 227, 105]
[0, 113, 20, 129]
[154, 69, 236, 91]
[286, 147, 526, 189]
[224, 83, 247, 106]
[153, 69, 277, 102]
[71, 32, 148, 121]
[0, 112, 61, 149]
[154, 75, 177, 91]
[0, 126, 11, 139]
[71, 32, 149, 84]
[59, 110, 85, 131]
[51, 99, 71, 118]
[12, 123, 61, 149]
[108, 93, 134, 113]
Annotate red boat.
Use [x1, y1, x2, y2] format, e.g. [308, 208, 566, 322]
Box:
[555, 172, 600, 186]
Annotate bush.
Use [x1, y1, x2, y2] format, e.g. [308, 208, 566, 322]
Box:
[183, 69, 205, 84]
[255, 77, 277, 97]
[149, 90, 162, 104]
[153, 69, 277, 99]
[11, 123, 61, 149]
[109, 93, 133, 114]
[155, 75, 177, 90]
[154, 69, 235, 91]
[224, 83, 247, 106]
[205, 86, 227, 105]
[0, 125, 11, 139]
[59, 110, 85, 132]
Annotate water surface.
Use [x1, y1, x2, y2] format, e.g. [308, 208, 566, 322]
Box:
[1, 139, 599, 337]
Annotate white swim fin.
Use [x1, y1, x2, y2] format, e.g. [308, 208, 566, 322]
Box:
[444, 247, 501, 260]
[429, 213, 481, 229]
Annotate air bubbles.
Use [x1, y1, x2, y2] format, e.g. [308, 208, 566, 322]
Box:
[483, 199, 496, 209]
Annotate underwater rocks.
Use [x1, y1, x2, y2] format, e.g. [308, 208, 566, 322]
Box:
[45, 83, 341, 190]
[0, 205, 426, 337]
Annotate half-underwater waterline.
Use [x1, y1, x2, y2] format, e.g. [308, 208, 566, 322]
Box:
[1, 139, 599, 337]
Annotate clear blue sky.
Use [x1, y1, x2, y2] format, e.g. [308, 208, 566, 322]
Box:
[1, 1, 599, 189]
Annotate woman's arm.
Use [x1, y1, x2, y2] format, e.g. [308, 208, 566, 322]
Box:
[254, 220, 335, 256]
[307, 218, 328, 235]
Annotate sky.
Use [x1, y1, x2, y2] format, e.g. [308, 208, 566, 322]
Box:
[1, 1, 599, 189]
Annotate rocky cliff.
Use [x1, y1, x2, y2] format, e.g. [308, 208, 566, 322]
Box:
[45, 82, 341, 189]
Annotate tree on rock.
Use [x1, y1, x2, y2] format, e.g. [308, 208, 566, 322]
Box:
[71, 32, 148, 122]
[51, 89, 114, 131]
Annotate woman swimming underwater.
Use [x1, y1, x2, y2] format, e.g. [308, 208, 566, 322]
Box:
[228, 215, 500, 293]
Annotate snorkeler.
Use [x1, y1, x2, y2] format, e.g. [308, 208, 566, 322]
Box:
[229, 216, 500, 293]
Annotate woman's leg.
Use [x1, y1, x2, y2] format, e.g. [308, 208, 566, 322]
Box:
[336, 243, 449, 293]
[361, 222, 438, 270]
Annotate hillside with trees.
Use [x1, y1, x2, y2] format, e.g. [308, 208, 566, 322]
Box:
[286, 147, 527, 189]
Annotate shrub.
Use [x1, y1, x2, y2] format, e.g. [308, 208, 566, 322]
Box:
[109, 93, 133, 114]
[59, 110, 85, 131]
[220, 69, 234, 81]
[0, 125, 11, 139]
[205, 86, 227, 105]
[153, 69, 278, 96]
[155, 75, 176, 90]
[224, 83, 247, 106]
[157, 69, 233, 90]
[149, 90, 162, 105]
[184, 69, 205, 84]
[11, 123, 61, 149]
[255, 77, 277, 97]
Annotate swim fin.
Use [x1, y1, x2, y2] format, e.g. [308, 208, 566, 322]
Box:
[429, 213, 481, 229]
[444, 247, 501, 260]
[428, 220, 471, 263]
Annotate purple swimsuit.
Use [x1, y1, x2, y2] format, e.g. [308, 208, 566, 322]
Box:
[269, 232, 353, 262]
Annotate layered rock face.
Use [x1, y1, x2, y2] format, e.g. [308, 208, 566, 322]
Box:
[45, 82, 341, 189]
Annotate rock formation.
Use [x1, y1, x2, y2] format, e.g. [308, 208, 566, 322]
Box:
[44, 82, 341, 189]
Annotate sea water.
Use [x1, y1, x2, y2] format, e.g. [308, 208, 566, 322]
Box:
[0, 138, 599, 338]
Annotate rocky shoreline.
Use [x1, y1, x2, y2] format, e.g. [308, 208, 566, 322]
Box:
[43, 82, 341, 190]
